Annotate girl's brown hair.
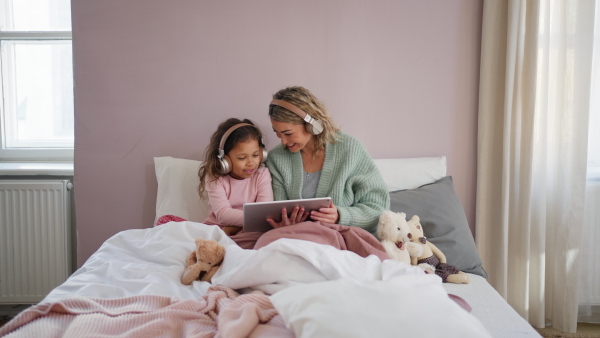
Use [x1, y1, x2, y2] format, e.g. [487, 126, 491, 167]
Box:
[268, 86, 339, 156]
[198, 118, 265, 197]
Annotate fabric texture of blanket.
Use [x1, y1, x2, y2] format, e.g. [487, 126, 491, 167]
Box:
[0, 286, 291, 338]
[253, 221, 390, 261]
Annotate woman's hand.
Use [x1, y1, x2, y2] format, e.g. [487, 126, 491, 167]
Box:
[266, 206, 309, 229]
[309, 201, 339, 224]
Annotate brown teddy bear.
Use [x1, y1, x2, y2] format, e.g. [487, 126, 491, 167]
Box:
[407, 215, 469, 284]
[181, 238, 226, 285]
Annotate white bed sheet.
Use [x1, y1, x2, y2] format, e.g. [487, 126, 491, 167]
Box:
[42, 222, 536, 337]
[444, 275, 541, 338]
[43, 221, 234, 302]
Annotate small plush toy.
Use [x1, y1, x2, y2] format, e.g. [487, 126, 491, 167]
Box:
[406, 215, 469, 284]
[376, 210, 422, 265]
[181, 238, 226, 285]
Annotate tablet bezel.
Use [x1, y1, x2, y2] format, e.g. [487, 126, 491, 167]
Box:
[243, 197, 332, 233]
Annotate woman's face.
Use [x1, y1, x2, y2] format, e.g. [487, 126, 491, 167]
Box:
[227, 138, 262, 180]
[271, 118, 313, 153]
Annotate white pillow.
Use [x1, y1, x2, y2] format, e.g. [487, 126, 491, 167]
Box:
[154, 157, 209, 225]
[373, 156, 447, 192]
[270, 276, 491, 338]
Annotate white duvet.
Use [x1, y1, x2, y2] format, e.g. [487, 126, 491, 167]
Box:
[44, 222, 491, 337]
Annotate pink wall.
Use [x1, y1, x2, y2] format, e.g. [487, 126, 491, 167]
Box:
[72, 0, 483, 266]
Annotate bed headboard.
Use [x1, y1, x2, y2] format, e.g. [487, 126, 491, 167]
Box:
[154, 156, 447, 224]
[373, 157, 446, 192]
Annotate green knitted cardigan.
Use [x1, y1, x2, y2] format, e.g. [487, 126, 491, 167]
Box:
[266, 132, 389, 234]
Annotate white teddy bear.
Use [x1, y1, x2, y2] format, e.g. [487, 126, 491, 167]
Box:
[376, 210, 422, 265]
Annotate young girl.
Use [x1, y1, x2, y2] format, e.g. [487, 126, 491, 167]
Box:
[198, 118, 273, 236]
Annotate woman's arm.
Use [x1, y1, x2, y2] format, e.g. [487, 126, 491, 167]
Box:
[265, 152, 309, 227]
[336, 172, 389, 233]
[317, 133, 390, 233]
[265, 148, 291, 201]
[309, 162, 389, 230]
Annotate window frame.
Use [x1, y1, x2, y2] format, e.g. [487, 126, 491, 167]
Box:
[0, 29, 73, 162]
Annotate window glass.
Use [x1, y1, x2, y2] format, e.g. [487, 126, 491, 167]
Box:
[1, 0, 71, 32]
[0, 0, 73, 159]
[1, 40, 74, 148]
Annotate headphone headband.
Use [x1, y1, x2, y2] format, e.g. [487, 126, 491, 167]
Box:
[270, 99, 324, 135]
[270, 99, 310, 120]
[219, 123, 254, 153]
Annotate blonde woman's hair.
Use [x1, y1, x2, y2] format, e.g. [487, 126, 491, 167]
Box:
[269, 86, 339, 156]
[198, 118, 265, 198]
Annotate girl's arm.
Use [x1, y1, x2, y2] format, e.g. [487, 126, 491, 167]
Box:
[206, 179, 243, 226]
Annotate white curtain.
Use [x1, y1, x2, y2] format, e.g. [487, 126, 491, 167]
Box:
[476, 0, 597, 333]
[579, 0, 600, 323]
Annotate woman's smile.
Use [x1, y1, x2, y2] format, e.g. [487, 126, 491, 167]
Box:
[271, 119, 313, 153]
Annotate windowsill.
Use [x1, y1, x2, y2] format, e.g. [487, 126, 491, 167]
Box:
[0, 162, 74, 176]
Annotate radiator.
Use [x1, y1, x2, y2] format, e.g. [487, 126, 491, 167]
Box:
[0, 180, 72, 304]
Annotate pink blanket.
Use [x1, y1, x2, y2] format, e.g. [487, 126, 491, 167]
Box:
[0, 286, 291, 338]
[250, 221, 390, 261]
[156, 215, 389, 261]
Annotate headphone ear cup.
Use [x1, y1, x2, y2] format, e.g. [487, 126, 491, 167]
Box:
[218, 155, 232, 174]
[259, 137, 268, 163]
[305, 119, 324, 135]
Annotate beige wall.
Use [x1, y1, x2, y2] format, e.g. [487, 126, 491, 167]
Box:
[72, 0, 483, 266]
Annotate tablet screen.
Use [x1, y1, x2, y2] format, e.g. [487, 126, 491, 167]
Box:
[243, 197, 332, 233]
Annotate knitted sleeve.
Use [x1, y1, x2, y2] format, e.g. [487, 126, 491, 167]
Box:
[265, 145, 290, 201]
[333, 134, 390, 233]
[336, 170, 390, 233]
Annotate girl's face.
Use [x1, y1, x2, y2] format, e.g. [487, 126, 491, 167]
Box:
[270, 118, 313, 153]
[227, 138, 262, 180]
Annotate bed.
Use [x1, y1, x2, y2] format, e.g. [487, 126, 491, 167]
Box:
[0, 156, 541, 338]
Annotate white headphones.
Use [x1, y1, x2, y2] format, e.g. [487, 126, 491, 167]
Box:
[270, 99, 324, 135]
[218, 123, 268, 175]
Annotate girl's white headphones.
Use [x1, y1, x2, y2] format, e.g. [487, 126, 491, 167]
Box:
[270, 99, 324, 135]
[218, 123, 268, 175]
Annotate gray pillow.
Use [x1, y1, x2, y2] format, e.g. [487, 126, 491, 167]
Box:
[389, 176, 487, 278]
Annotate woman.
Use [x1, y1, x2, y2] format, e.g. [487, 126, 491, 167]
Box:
[265, 86, 389, 234]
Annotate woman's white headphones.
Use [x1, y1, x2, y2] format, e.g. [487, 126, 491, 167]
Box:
[218, 123, 268, 175]
[270, 99, 324, 135]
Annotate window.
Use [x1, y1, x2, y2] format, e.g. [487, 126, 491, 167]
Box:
[0, 0, 73, 161]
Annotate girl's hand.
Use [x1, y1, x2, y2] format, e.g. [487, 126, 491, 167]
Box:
[310, 201, 339, 224]
[266, 206, 309, 229]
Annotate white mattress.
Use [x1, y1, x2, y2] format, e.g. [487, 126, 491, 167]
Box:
[444, 274, 541, 338]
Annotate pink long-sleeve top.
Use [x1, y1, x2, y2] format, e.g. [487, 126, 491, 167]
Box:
[203, 166, 273, 227]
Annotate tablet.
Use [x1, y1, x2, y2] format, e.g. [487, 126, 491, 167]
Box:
[243, 197, 332, 233]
